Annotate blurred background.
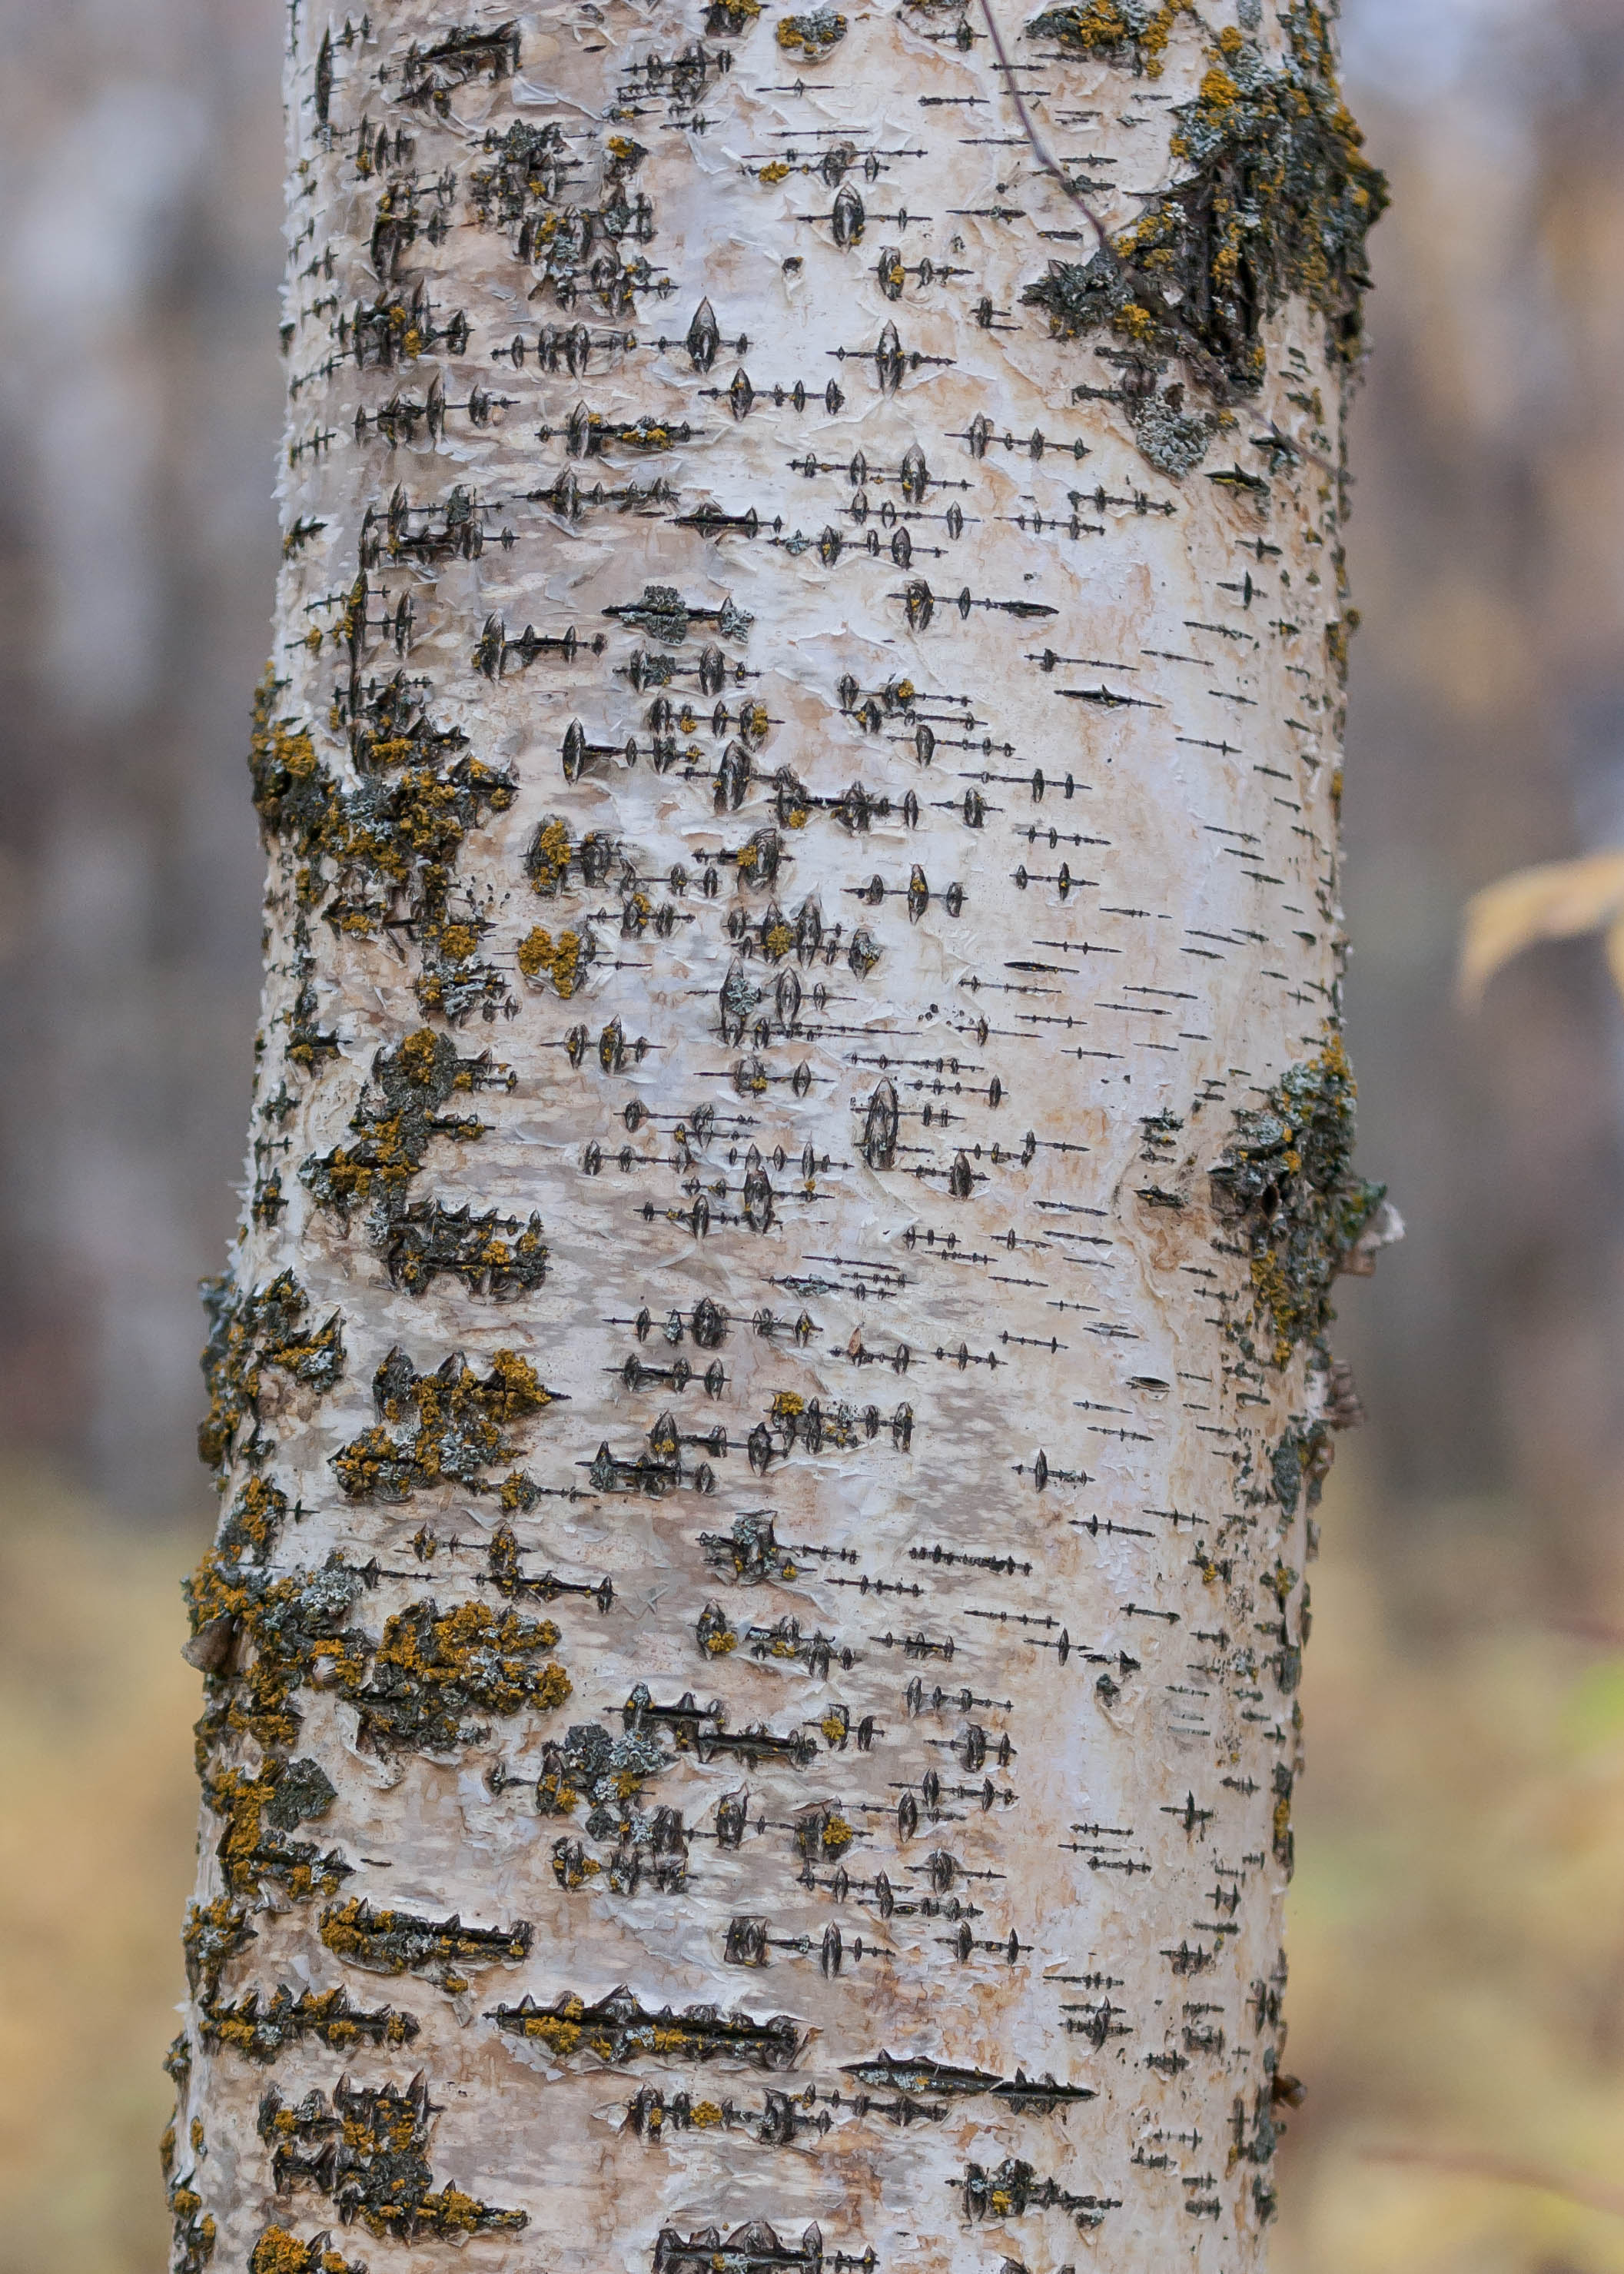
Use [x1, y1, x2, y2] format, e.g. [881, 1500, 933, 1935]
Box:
[3, 0, 1624, 2267]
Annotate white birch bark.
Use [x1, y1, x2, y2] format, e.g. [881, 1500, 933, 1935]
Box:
[168, 5, 1390, 2271]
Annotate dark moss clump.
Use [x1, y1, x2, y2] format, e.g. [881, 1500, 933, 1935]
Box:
[1025, 0, 1188, 75]
[198, 1272, 344, 1475]
[185, 1552, 367, 1756]
[383, 1198, 550, 1298]
[333, 1346, 553, 1501]
[182, 1897, 256, 2003]
[1211, 1033, 1384, 1368]
[258, 2075, 526, 2241]
[298, 1026, 525, 1268]
[1270, 1418, 1331, 1514]
[206, 1767, 350, 1902]
[248, 668, 513, 941]
[1022, 8, 1387, 399]
[206, 1984, 418, 2066]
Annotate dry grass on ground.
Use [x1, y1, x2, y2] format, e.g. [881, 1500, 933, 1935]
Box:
[1, 1460, 1621, 2273]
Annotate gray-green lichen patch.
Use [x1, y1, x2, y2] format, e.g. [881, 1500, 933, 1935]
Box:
[300, 1029, 496, 1227]
[1210, 1033, 1384, 1369]
[467, 116, 655, 312]
[186, 1553, 367, 1754]
[333, 1346, 555, 1501]
[168, 2178, 216, 2274]
[413, 912, 511, 1024]
[299, 1029, 547, 1296]
[1269, 1418, 1330, 1514]
[182, 1896, 257, 2003]
[1022, 9, 1387, 411]
[960, 2156, 1117, 2231]
[384, 1198, 550, 1298]
[776, 11, 847, 61]
[1127, 386, 1219, 475]
[536, 1718, 673, 1819]
[267, 1755, 338, 1831]
[215, 1476, 291, 1567]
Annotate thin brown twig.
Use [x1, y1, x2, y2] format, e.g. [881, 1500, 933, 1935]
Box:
[976, 0, 1116, 260]
[1363, 2144, 1624, 2222]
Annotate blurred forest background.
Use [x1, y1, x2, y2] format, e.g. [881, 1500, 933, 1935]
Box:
[4, 0, 1624, 2268]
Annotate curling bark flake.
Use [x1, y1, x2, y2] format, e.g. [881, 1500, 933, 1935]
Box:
[168, 3, 1391, 2269]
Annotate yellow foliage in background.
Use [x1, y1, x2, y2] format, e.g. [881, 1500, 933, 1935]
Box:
[2, 1463, 1624, 2274]
[1460, 853, 1624, 1006]
[0, 1472, 206, 2274]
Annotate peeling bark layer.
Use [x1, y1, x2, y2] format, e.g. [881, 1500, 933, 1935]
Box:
[170, 4, 1386, 2268]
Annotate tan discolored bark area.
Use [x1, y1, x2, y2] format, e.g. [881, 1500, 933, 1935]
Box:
[168, 4, 1391, 2270]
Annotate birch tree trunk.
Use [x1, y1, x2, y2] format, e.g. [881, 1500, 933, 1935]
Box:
[168, 4, 1390, 2269]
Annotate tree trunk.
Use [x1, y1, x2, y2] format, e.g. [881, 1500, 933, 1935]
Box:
[168, 5, 1388, 2270]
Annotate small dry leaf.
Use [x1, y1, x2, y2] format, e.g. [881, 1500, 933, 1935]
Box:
[1459, 851, 1624, 1003]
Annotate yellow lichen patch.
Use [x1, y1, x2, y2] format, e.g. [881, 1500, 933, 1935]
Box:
[517, 923, 589, 996]
[250, 2228, 363, 2274]
[526, 817, 573, 893]
[206, 1768, 274, 1893]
